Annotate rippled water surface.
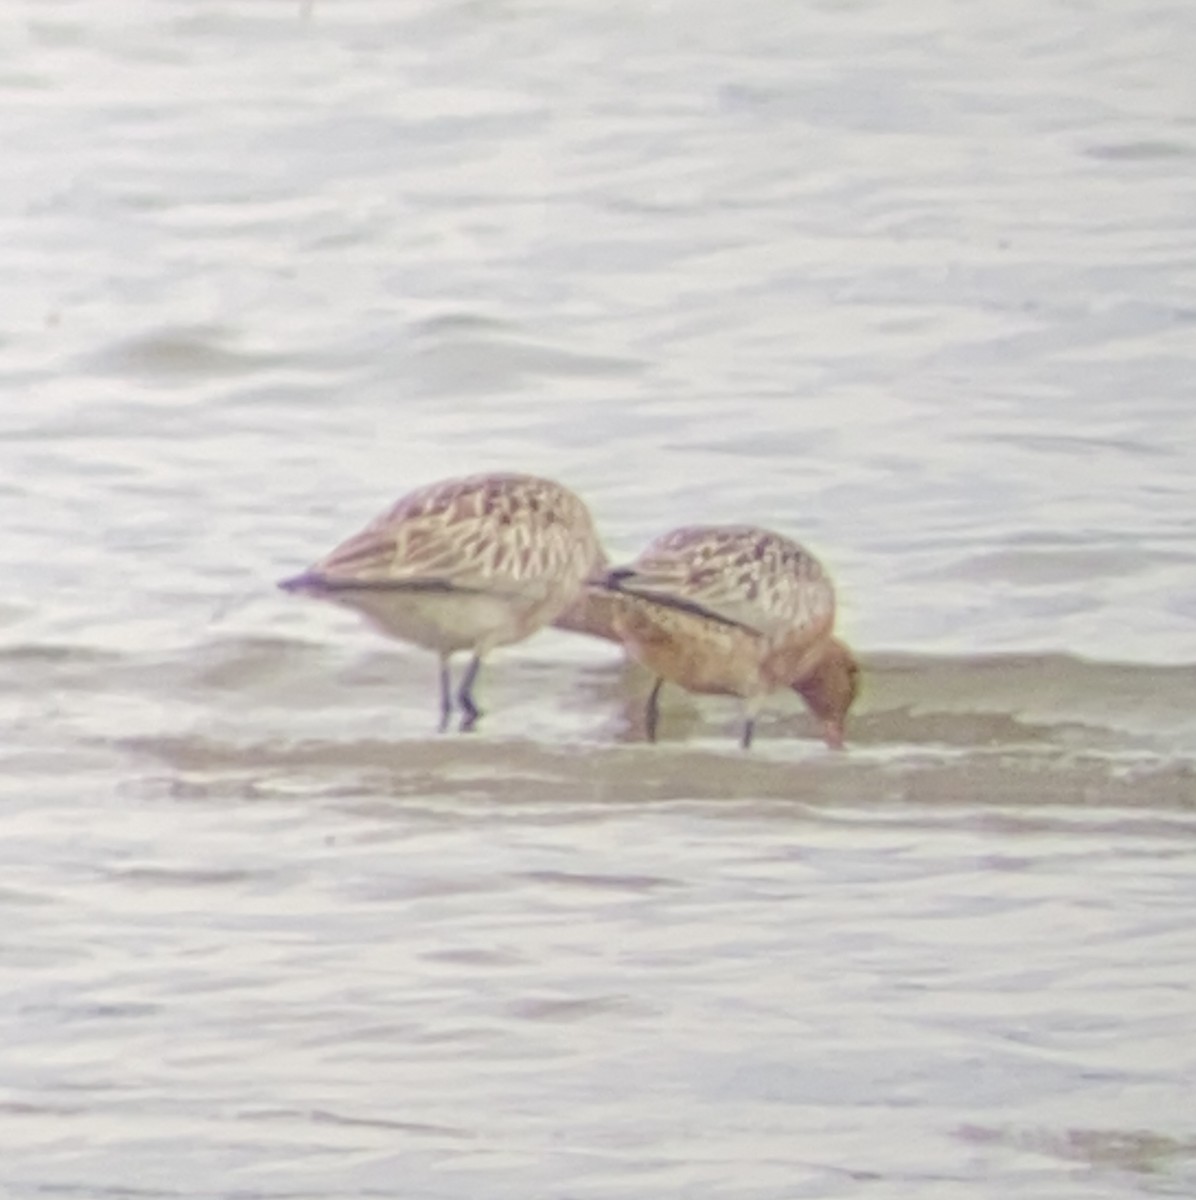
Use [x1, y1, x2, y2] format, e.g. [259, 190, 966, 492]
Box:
[2, 0, 1195, 1196]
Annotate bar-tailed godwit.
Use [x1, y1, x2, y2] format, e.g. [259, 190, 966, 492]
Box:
[280, 472, 605, 732]
[591, 525, 859, 749]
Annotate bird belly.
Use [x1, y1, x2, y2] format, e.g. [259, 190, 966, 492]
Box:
[329, 588, 534, 655]
[615, 601, 767, 698]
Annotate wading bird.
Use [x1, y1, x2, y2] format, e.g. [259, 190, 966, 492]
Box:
[586, 525, 859, 749]
[280, 472, 605, 732]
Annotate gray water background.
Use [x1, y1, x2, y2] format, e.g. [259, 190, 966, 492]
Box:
[2, 1, 1195, 1196]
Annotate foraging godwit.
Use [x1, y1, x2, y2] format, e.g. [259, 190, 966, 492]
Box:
[593, 525, 859, 749]
[280, 472, 605, 732]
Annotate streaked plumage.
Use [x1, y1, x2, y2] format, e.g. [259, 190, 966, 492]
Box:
[594, 525, 859, 748]
[280, 472, 605, 731]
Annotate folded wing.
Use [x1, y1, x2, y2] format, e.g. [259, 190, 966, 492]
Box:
[603, 525, 835, 643]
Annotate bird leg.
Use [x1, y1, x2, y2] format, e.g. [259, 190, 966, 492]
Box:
[644, 677, 663, 742]
[740, 716, 756, 750]
[457, 654, 483, 732]
[437, 656, 453, 733]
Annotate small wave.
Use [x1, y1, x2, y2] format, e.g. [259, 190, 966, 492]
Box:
[114, 730, 1195, 817]
[860, 651, 1196, 754]
[83, 324, 285, 380]
[6, 638, 1195, 794]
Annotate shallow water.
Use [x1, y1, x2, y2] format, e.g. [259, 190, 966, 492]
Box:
[2, 0, 1196, 1196]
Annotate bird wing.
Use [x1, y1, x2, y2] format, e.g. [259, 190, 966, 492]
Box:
[304, 475, 599, 602]
[605, 525, 836, 642]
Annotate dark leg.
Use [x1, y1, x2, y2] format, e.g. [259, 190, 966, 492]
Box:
[437, 656, 453, 733]
[457, 654, 483, 732]
[645, 678, 663, 742]
[740, 716, 756, 750]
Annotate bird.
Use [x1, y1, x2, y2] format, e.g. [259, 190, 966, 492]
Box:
[588, 525, 859, 749]
[279, 472, 605, 732]
[550, 549, 625, 643]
